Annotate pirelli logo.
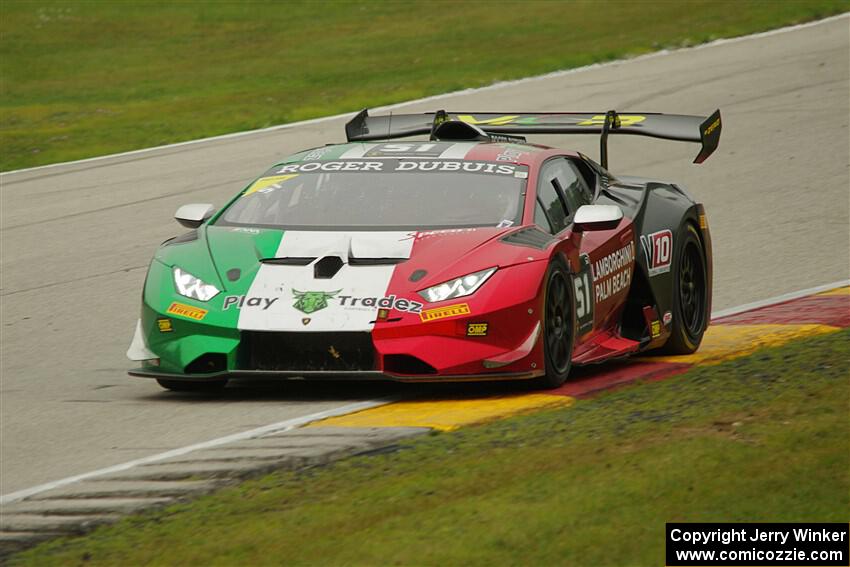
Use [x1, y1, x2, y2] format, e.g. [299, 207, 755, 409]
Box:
[166, 302, 208, 321]
[420, 303, 470, 323]
[703, 117, 721, 137]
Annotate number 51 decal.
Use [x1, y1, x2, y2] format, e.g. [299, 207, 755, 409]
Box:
[574, 254, 594, 335]
[365, 143, 445, 157]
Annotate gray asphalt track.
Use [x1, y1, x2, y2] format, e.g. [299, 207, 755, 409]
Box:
[1, 16, 848, 496]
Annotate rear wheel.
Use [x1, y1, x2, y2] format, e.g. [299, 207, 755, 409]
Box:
[156, 378, 228, 392]
[662, 223, 708, 354]
[533, 258, 575, 389]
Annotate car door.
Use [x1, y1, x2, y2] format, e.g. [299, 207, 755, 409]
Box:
[565, 159, 636, 336]
[537, 157, 635, 339]
[534, 157, 591, 338]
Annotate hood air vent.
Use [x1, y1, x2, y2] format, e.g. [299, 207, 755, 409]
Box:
[315, 256, 344, 279]
[260, 257, 316, 266]
[348, 257, 407, 266]
[500, 227, 556, 250]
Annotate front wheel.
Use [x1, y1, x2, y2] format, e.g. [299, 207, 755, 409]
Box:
[156, 378, 228, 392]
[533, 258, 576, 389]
[662, 223, 708, 354]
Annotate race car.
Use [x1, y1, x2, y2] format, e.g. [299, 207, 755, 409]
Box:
[127, 108, 721, 390]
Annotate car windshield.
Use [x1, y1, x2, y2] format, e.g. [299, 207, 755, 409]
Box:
[217, 159, 528, 230]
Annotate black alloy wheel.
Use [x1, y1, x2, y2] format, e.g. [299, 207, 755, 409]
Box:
[535, 258, 575, 389]
[662, 223, 708, 354]
[679, 241, 706, 338]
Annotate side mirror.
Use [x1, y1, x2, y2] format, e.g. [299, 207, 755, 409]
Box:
[573, 205, 623, 232]
[175, 203, 215, 229]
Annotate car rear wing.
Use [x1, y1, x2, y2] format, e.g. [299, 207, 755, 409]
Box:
[345, 109, 722, 168]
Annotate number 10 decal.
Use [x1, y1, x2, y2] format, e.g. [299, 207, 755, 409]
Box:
[641, 229, 673, 277]
[574, 254, 594, 335]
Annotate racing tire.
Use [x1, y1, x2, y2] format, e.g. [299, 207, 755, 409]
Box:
[533, 257, 576, 389]
[156, 378, 228, 392]
[661, 223, 708, 354]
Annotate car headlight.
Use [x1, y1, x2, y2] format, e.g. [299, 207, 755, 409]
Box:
[418, 267, 497, 303]
[172, 267, 220, 302]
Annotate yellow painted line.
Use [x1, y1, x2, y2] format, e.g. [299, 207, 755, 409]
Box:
[646, 323, 839, 365]
[311, 302, 843, 433]
[308, 394, 573, 431]
[817, 286, 849, 296]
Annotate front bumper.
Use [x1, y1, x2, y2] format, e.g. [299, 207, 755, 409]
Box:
[128, 300, 546, 382]
[127, 313, 545, 383]
[130, 259, 550, 382]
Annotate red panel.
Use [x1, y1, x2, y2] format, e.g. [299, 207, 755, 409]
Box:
[462, 144, 568, 166]
[577, 218, 636, 341]
[714, 295, 849, 328]
[550, 361, 691, 398]
[375, 239, 552, 375]
[573, 330, 641, 364]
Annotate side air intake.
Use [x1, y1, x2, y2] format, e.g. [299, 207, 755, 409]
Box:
[383, 354, 437, 376]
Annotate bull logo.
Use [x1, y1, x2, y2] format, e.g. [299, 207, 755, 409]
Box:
[291, 289, 340, 314]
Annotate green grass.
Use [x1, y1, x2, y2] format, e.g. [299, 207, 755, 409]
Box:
[11, 328, 849, 566]
[1, 1, 846, 171]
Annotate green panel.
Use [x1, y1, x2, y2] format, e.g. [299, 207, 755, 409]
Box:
[140, 299, 240, 373]
[153, 230, 223, 289]
[142, 227, 284, 373]
[284, 143, 360, 162]
[205, 225, 284, 293]
[143, 258, 238, 326]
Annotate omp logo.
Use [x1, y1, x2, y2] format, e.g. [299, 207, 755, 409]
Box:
[166, 302, 208, 321]
[467, 322, 488, 336]
[420, 303, 471, 323]
[577, 115, 646, 127]
[703, 117, 721, 136]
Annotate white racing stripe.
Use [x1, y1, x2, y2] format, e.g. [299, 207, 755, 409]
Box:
[339, 144, 377, 159]
[440, 142, 479, 159]
[237, 231, 416, 331]
[1, 280, 846, 505]
[337, 142, 478, 159]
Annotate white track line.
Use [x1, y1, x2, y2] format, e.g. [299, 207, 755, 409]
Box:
[711, 279, 850, 319]
[2, 280, 847, 506]
[0, 398, 393, 506]
[1, 12, 847, 178]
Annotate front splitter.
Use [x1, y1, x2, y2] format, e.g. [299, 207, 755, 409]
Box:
[128, 368, 543, 383]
